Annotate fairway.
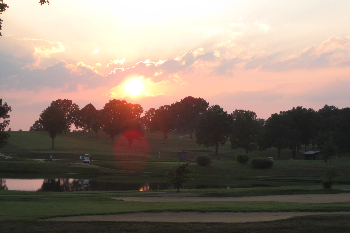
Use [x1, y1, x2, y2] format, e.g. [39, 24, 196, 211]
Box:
[2, 131, 350, 232]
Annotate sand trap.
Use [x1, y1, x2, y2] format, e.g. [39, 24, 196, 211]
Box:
[48, 211, 350, 223]
[115, 193, 350, 203]
[47, 193, 350, 222]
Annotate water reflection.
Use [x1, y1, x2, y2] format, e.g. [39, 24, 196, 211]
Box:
[1, 178, 8, 190]
[1, 178, 234, 192]
[38, 179, 170, 192]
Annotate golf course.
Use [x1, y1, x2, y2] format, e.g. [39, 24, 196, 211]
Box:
[1, 130, 350, 232]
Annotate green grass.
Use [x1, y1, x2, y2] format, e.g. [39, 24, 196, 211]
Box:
[2, 131, 350, 188]
[2, 131, 350, 231]
[1, 191, 350, 221]
[1, 216, 350, 233]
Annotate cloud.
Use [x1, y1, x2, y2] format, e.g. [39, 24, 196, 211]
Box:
[297, 80, 350, 102]
[254, 21, 271, 32]
[212, 90, 284, 103]
[247, 37, 350, 71]
[0, 61, 103, 92]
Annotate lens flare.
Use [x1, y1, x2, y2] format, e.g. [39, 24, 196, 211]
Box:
[113, 130, 151, 172]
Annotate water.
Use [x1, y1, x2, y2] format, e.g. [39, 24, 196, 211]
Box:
[0, 178, 170, 192]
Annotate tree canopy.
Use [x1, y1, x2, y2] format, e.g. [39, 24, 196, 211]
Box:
[39, 104, 66, 149]
[195, 105, 232, 155]
[0, 0, 49, 36]
[230, 110, 263, 154]
[172, 96, 209, 139]
[100, 99, 143, 146]
[0, 99, 11, 148]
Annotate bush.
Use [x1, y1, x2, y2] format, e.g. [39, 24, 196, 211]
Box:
[196, 155, 211, 166]
[236, 154, 249, 164]
[322, 179, 333, 189]
[250, 157, 273, 169]
[322, 168, 337, 189]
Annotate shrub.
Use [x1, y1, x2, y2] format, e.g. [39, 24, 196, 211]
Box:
[236, 154, 249, 164]
[196, 155, 211, 166]
[322, 168, 337, 189]
[250, 157, 273, 169]
[322, 179, 333, 189]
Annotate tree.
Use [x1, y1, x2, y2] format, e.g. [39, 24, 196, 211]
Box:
[39, 104, 66, 149]
[100, 99, 143, 146]
[51, 99, 79, 132]
[334, 108, 350, 155]
[172, 96, 209, 139]
[151, 105, 176, 139]
[0, 99, 11, 148]
[316, 131, 337, 163]
[0, 0, 9, 36]
[195, 105, 232, 155]
[262, 112, 291, 158]
[0, 1, 48, 36]
[230, 110, 263, 154]
[75, 103, 98, 132]
[166, 163, 192, 192]
[141, 108, 156, 132]
[29, 120, 45, 131]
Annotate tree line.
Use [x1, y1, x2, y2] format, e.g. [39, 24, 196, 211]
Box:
[2, 96, 350, 161]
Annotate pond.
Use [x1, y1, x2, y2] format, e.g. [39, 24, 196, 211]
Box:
[0, 178, 170, 192]
[1, 178, 232, 192]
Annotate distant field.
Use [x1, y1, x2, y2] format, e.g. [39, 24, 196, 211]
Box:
[2, 131, 350, 232]
[1, 131, 350, 188]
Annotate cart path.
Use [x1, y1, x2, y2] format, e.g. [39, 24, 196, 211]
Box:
[115, 193, 350, 203]
[48, 211, 350, 223]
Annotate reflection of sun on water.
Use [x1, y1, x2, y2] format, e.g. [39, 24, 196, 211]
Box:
[125, 77, 144, 96]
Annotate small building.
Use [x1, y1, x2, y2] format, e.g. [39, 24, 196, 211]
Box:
[302, 151, 320, 160]
[83, 154, 91, 163]
[177, 151, 187, 162]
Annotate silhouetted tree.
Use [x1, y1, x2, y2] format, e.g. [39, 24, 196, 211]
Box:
[75, 103, 98, 132]
[261, 112, 291, 158]
[195, 105, 232, 155]
[172, 96, 209, 139]
[29, 120, 45, 131]
[51, 99, 79, 132]
[101, 99, 143, 146]
[39, 104, 66, 149]
[166, 163, 192, 192]
[141, 108, 156, 132]
[0, 1, 9, 36]
[0, 99, 11, 148]
[316, 131, 337, 163]
[230, 110, 263, 154]
[0, 1, 48, 36]
[151, 105, 176, 139]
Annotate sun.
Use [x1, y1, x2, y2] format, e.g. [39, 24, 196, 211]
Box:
[124, 77, 144, 96]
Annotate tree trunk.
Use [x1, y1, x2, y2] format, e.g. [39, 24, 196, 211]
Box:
[215, 141, 219, 155]
[51, 137, 55, 149]
[291, 146, 296, 159]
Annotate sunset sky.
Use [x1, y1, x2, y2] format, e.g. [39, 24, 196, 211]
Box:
[1, 0, 350, 131]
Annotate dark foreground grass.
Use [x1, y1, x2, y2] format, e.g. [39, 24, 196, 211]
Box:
[2, 192, 350, 220]
[2, 215, 350, 233]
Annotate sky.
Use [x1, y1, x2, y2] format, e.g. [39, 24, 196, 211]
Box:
[1, 0, 350, 131]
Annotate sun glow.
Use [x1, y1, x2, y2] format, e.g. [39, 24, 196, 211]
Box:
[124, 77, 144, 96]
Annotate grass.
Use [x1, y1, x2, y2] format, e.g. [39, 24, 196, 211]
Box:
[1, 191, 350, 221]
[2, 131, 350, 232]
[2, 131, 350, 187]
[1, 216, 350, 233]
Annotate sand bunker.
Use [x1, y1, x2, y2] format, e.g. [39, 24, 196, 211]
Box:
[47, 193, 350, 222]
